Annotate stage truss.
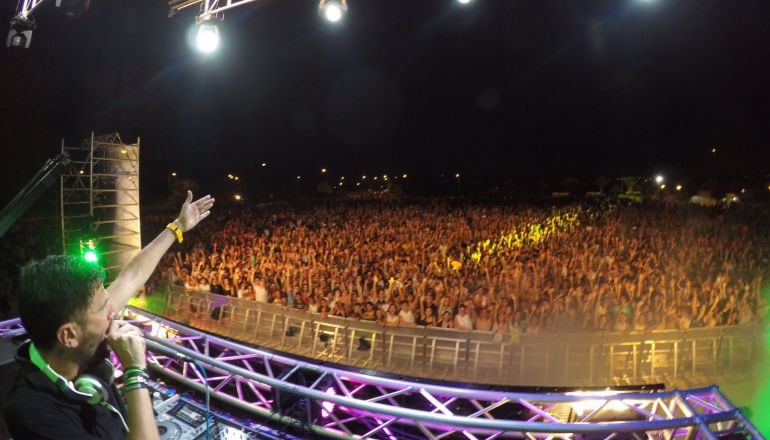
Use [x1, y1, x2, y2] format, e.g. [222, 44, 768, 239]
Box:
[0, 310, 761, 439]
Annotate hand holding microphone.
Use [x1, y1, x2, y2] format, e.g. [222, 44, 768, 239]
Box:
[107, 320, 147, 369]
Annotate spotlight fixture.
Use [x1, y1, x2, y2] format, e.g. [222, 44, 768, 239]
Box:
[318, 0, 347, 23]
[6, 16, 35, 48]
[457, 0, 472, 4]
[80, 239, 99, 263]
[196, 20, 220, 53]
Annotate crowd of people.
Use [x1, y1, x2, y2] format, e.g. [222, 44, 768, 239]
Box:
[154, 198, 769, 336]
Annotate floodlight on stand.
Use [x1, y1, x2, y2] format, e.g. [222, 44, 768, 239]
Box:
[196, 19, 220, 53]
[6, 16, 35, 48]
[319, 0, 347, 23]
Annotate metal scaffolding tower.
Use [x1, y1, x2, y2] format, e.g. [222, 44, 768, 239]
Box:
[60, 133, 141, 281]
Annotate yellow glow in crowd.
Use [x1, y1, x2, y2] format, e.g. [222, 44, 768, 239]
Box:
[443, 208, 583, 271]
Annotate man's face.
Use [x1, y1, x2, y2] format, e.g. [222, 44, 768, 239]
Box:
[76, 285, 116, 363]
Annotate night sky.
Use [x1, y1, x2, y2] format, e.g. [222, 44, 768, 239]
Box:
[1, 0, 769, 202]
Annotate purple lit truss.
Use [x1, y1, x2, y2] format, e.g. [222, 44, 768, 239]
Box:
[0, 311, 761, 439]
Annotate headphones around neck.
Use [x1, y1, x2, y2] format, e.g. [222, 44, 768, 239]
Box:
[28, 342, 110, 406]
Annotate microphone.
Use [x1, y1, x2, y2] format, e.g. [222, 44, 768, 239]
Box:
[143, 338, 193, 362]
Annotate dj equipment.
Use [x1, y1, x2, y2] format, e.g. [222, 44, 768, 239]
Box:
[149, 378, 290, 440]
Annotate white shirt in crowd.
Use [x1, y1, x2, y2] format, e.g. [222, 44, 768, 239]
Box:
[253, 281, 268, 303]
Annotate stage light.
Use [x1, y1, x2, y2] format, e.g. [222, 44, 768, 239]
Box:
[196, 21, 220, 53]
[321, 387, 337, 418]
[319, 0, 347, 23]
[80, 239, 99, 263]
[6, 16, 35, 49]
[84, 250, 98, 263]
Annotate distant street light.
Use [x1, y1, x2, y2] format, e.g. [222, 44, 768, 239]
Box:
[261, 162, 267, 167]
[655, 175, 664, 184]
[321, 168, 327, 174]
[676, 184, 682, 191]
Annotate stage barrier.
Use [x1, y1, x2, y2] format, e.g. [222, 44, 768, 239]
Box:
[163, 288, 763, 389]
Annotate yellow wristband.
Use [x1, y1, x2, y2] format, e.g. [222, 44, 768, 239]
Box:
[166, 222, 183, 243]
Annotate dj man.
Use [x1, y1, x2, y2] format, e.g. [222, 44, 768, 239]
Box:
[4, 191, 214, 439]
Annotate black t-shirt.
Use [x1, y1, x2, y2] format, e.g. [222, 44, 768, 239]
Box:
[3, 342, 128, 439]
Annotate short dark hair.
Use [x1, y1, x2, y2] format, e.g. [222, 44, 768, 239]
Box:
[18, 255, 106, 350]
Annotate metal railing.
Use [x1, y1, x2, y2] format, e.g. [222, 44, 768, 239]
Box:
[162, 288, 763, 388]
[0, 313, 762, 439]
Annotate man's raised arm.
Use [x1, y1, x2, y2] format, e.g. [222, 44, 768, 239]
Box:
[108, 191, 215, 310]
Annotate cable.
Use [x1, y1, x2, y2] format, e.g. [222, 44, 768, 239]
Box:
[191, 360, 211, 440]
[103, 401, 130, 433]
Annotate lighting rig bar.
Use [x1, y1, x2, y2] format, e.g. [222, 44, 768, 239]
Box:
[2, 311, 758, 439]
[168, 0, 266, 22]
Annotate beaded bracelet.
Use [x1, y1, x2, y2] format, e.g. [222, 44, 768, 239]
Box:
[121, 383, 150, 395]
[123, 370, 149, 381]
[123, 366, 147, 376]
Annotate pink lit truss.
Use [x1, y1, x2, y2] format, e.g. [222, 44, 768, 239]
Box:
[1, 310, 761, 439]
